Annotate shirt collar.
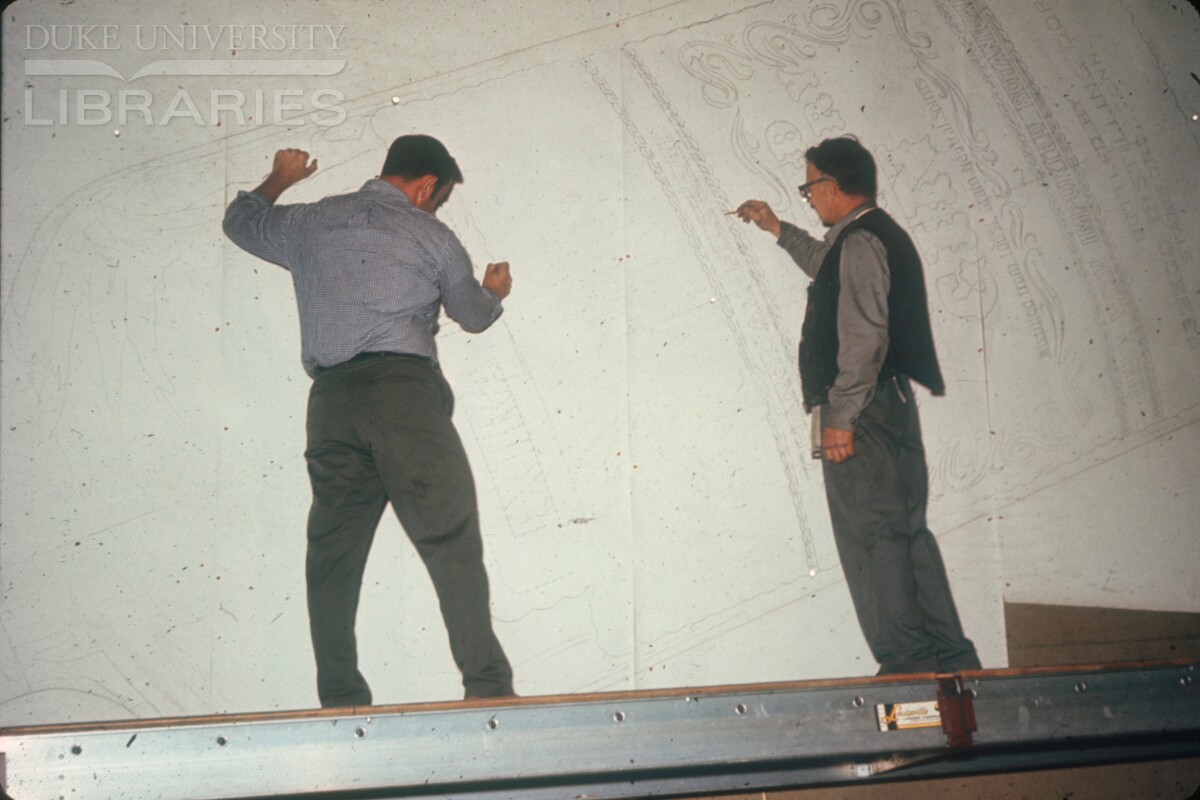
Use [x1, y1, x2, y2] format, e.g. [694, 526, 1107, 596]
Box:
[823, 202, 877, 243]
[360, 178, 417, 209]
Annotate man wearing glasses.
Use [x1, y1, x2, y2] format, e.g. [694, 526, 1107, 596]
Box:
[735, 136, 980, 675]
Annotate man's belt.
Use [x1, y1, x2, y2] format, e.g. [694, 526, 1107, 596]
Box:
[313, 351, 432, 375]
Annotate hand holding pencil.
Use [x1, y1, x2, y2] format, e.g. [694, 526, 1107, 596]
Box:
[729, 200, 781, 238]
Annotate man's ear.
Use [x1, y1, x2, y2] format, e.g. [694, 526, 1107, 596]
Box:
[417, 175, 439, 203]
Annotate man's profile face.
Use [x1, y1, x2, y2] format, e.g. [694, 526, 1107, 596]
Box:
[804, 162, 837, 227]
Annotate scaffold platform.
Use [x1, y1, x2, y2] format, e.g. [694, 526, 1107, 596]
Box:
[2, 660, 1197, 799]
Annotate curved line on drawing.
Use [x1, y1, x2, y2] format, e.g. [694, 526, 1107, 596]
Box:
[678, 41, 755, 109]
[807, 0, 935, 56]
[588, 55, 821, 574]
[913, 58, 1001, 191]
[742, 20, 820, 70]
[0, 686, 140, 720]
[730, 108, 789, 208]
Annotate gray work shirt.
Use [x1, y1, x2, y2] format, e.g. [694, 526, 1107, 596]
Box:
[777, 205, 890, 441]
[223, 179, 502, 376]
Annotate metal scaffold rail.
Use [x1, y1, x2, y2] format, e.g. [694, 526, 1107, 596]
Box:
[2, 660, 1197, 800]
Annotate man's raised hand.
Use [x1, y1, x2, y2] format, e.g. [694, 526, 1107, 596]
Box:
[270, 148, 318, 185]
[483, 261, 512, 300]
[732, 200, 782, 238]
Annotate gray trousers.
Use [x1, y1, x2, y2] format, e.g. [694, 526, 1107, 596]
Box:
[304, 354, 513, 706]
[822, 376, 980, 674]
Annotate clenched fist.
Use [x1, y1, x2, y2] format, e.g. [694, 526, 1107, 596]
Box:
[483, 261, 512, 300]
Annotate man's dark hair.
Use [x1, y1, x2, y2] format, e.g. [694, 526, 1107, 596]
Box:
[805, 136, 876, 200]
[381, 134, 463, 189]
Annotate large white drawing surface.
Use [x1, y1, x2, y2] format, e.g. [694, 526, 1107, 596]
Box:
[2, 0, 1198, 724]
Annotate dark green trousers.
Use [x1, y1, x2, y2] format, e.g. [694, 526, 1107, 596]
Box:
[822, 376, 980, 674]
[304, 354, 513, 707]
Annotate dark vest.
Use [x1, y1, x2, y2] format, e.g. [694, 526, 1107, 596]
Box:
[799, 208, 945, 411]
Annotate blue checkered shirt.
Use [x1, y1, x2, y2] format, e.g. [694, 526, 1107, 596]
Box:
[223, 179, 502, 376]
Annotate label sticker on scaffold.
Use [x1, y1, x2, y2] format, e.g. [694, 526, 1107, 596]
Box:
[875, 700, 941, 731]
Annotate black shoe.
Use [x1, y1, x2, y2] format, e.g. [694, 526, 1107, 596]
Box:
[876, 658, 939, 676]
[938, 655, 983, 672]
[464, 691, 518, 701]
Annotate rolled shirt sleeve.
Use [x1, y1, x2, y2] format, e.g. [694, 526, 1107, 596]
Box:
[432, 230, 503, 334]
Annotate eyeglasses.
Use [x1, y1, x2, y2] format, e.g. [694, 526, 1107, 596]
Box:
[798, 177, 831, 200]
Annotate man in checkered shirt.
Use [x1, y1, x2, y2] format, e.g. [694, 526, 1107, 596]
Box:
[223, 135, 514, 707]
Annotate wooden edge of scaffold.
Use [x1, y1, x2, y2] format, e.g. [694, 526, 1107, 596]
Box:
[3, 657, 1196, 738]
